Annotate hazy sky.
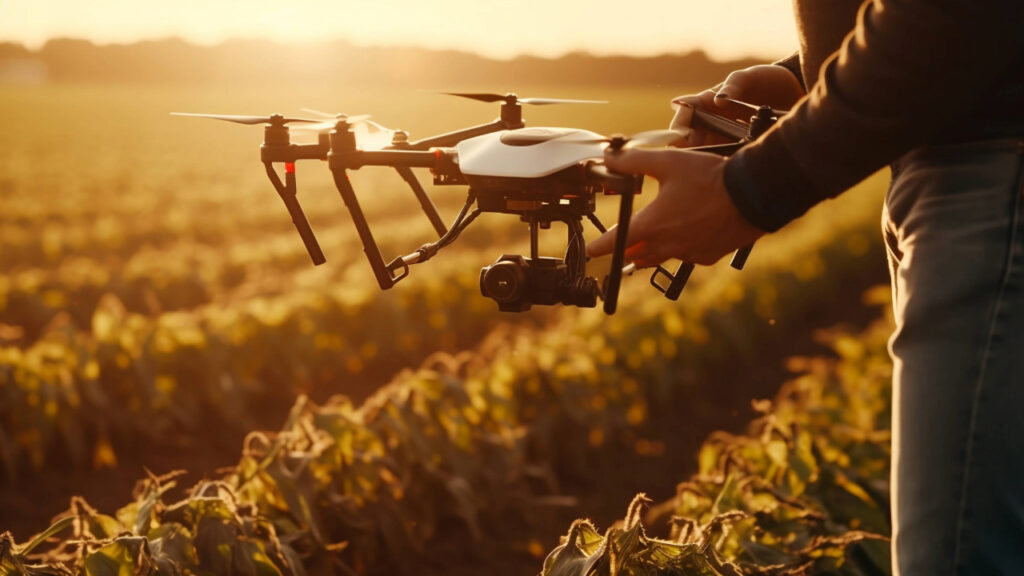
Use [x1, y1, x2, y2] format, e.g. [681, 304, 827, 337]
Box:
[0, 0, 797, 60]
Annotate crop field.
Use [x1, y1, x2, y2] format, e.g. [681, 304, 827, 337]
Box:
[1, 80, 894, 576]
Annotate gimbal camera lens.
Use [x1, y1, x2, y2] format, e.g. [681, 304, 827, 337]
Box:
[480, 260, 527, 303]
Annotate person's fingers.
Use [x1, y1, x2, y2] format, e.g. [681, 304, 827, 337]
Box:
[585, 220, 651, 259]
[625, 241, 650, 260]
[629, 255, 665, 269]
[671, 89, 740, 147]
[625, 244, 667, 269]
[623, 236, 667, 267]
[668, 101, 693, 134]
[586, 224, 630, 259]
[671, 90, 717, 114]
[603, 148, 675, 179]
[716, 69, 754, 107]
[585, 201, 662, 258]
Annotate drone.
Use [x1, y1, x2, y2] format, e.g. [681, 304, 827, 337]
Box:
[173, 92, 785, 314]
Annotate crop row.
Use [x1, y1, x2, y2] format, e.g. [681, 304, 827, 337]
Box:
[542, 310, 893, 576]
[0, 175, 480, 276]
[0, 208, 520, 347]
[2, 202, 889, 575]
[0, 258, 541, 480]
[0, 169, 887, 480]
[1, 295, 895, 576]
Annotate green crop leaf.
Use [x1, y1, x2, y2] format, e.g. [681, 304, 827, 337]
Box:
[83, 539, 153, 576]
[541, 520, 605, 576]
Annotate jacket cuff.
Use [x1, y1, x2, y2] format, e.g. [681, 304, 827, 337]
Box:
[722, 138, 819, 233]
[772, 52, 806, 92]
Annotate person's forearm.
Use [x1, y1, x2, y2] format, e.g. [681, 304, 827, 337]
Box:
[725, 0, 1023, 232]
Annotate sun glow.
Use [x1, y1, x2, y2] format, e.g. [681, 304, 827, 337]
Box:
[1, 0, 797, 60]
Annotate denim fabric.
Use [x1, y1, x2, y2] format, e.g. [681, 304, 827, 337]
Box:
[882, 138, 1024, 575]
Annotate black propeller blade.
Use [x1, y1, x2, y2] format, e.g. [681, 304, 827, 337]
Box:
[170, 113, 320, 125]
[444, 92, 607, 105]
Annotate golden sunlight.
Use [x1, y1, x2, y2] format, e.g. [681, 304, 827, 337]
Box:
[1, 0, 796, 59]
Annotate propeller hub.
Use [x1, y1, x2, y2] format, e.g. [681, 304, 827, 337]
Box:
[264, 123, 290, 146]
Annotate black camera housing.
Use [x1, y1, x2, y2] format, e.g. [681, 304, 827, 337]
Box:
[479, 254, 600, 312]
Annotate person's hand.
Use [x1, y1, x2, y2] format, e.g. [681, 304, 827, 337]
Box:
[670, 64, 805, 147]
[586, 148, 764, 267]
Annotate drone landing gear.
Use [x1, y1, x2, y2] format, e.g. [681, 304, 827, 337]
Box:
[601, 175, 635, 315]
[264, 161, 326, 266]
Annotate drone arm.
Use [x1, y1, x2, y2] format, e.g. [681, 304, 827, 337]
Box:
[264, 162, 326, 266]
[260, 143, 328, 163]
[332, 150, 436, 169]
[405, 119, 512, 150]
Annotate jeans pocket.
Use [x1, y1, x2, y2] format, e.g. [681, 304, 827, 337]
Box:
[888, 139, 1024, 230]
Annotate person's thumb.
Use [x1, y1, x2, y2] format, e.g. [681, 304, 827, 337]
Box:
[669, 98, 696, 133]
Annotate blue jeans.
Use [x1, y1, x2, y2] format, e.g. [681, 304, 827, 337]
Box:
[883, 138, 1024, 575]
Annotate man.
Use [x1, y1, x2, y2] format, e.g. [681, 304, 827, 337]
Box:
[587, 1, 1024, 574]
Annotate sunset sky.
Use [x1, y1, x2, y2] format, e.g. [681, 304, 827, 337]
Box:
[0, 0, 797, 60]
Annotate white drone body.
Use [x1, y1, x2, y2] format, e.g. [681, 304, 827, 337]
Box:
[456, 127, 607, 178]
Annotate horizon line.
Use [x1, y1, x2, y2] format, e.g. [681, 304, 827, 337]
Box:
[0, 34, 779, 64]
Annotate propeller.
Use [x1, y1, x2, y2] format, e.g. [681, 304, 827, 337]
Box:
[713, 94, 790, 117]
[575, 128, 692, 150]
[170, 113, 320, 125]
[290, 114, 374, 132]
[291, 112, 396, 150]
[300, 107, 343, 119]
[444, 92, 607, 106]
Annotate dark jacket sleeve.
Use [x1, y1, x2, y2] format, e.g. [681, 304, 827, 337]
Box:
[772, 52, 806, 92]
[723, 0, 1024, 232]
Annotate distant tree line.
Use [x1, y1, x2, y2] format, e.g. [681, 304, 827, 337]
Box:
[0, 38, 763, 86]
